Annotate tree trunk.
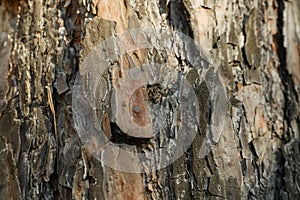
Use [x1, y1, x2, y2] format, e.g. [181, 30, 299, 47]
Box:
[0, 0, 299, 199]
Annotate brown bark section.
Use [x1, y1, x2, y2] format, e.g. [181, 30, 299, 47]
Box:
[0, 0, 299, 199]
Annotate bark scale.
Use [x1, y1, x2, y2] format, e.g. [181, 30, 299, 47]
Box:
[0, 0, 299, 199]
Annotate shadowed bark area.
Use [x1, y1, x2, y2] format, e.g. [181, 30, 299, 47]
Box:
[0, 0, 299, 199]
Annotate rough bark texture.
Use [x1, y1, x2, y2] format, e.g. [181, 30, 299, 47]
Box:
[0, 0, 299, 199]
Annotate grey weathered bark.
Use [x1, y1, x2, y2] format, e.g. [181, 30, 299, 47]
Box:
[0, 0, 299, 199]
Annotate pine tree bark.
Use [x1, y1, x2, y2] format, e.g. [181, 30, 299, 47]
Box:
[0, 0, 299, 199]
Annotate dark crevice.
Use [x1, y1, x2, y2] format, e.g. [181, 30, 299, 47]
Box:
[248, 141, 261, 184]
[166, 0, 194, 38]
[168, 164, 176, 200]
[158, 0, 168, 15]
[273, 149, 286, 199]
[275, 0, 298, 142]
[241, 158, 247, 176]
[274, 0, 292, 197]
[109, 122, 151, 146]
[200, 5, 212, 10]
[248, 141, 258, 159]
[241, 14, 251, 69]
[185, 146, 194, 200]
[205, 156, 213, 176]
[205, 177, 210, 194]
